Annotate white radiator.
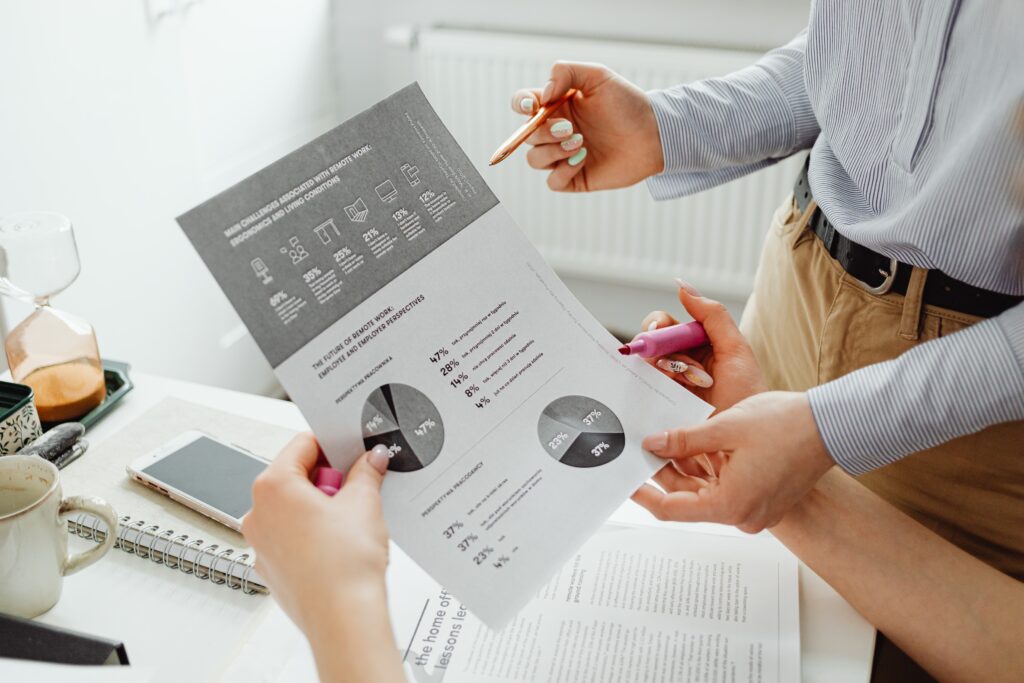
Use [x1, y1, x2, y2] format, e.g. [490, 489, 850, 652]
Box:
[399, 27, 806, 304]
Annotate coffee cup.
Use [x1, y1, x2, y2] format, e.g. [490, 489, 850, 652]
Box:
[0, 455, 117, 618]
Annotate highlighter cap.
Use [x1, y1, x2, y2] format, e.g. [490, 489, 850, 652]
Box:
[314, 467, 344, 496]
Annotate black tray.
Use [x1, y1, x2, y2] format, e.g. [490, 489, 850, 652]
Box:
[42, 360, 133, 432]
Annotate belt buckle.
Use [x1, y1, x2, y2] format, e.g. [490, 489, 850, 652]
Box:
[854, 257, 899, 296]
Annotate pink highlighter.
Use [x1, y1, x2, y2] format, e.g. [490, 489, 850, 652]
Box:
[619, 320, 718, 480]
[315, 467, 344, 496]
[618, 321, 708, 358]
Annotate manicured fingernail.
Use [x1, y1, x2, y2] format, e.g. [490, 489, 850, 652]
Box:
[683, 366, 713, 388]
[520, 97, 536, 114]
[561, 133, 584, 151]
[642, 431, 669, 452]
[568, 147, 588, 166]
[541, 80, 555, 103]
[550, 120, 572, 138]
[674, 277, 700, 295]
[657, 359, 689, 374]
[368, 445, 391, 474]
[647, 321, 658, 331]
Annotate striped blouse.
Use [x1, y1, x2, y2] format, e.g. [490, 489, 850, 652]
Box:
[646, 0, 1024, 474]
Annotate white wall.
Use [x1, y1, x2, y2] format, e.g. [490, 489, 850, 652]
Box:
[0, 1, 809, 394]
[331, 0, 809, 333]
[0, 0, 338, 394]
[332, 0, 810, 119]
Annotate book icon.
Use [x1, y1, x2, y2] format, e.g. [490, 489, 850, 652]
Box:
[345, 198, 368, 222]
[375, 180, 398, 203]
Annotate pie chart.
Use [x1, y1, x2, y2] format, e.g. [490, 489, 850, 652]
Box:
[361, 384, 444, 472]
[538, 395, 625, 468]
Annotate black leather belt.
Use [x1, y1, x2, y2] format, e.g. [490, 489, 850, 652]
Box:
[794, 162, 1022, 319]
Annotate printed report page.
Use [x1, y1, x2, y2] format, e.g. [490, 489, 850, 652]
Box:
[398, 525, 800, 683]
[177, 84, 712, 626]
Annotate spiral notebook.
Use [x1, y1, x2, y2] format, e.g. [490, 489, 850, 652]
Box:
[56, 397, 297, 596]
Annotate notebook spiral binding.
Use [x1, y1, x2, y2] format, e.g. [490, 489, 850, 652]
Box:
[66, 514, 268, 595]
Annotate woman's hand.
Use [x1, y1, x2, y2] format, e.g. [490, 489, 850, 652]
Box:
[242, 434, 392, 638]
[640, 279, 768, 412]
[510, 62, 664, 192]
[632, 283, 833, 533]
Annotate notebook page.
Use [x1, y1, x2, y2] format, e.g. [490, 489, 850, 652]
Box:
[36, 541, 273, 683]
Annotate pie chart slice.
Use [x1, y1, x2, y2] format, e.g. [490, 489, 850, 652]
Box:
[558, 431, 626, 468]
[361, 384, 444, 472]
[538, 396, 625, 468]
[362, 393, 400, 437]
[537, 413, 582, 460]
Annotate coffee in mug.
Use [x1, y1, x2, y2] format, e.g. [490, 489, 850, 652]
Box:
[0, 455, 117, 618]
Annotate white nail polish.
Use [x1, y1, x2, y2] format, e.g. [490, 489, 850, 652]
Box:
[521, 97, 535, 113]
[683, 366, 714, 388]
[647, 321, 658, 332]
[674, 277, 699, 295]
[550, 120, 573, 137]
[657, 359, 689, 374]
[368, 445, 391, 473]
[560, 133, 584, 151]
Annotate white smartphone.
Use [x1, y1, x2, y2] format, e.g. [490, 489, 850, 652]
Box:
[126, 431, 269, 531]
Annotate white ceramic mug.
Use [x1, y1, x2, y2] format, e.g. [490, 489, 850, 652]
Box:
[0, 455, 117, 618]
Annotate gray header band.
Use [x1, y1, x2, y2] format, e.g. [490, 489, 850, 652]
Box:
[177, 83, 498, 367]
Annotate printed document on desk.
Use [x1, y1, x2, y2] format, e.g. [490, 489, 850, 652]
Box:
[177, 83, 712, 626]
[400, 525, 800, 683]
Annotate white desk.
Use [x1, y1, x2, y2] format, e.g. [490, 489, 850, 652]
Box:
[14, 372, 876, 682]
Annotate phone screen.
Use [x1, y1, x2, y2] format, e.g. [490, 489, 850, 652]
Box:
[141, 436, 267, 520]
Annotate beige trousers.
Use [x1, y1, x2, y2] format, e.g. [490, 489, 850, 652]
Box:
[739, 197, 1024, 680]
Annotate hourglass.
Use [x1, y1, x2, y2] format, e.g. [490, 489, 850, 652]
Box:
[0, 212, 105, 423]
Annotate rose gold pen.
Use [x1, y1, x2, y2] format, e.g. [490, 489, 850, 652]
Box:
[489, 89, 578, 166]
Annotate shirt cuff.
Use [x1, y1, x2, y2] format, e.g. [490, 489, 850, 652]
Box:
[645, 158, 779, 200]
[807, 308, 1024, 475]
[645, 87, 781, 199]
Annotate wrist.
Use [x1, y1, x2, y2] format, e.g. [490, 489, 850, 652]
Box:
[306, 579, 404, 683]
[795, 393, 834, 476]
[304, 577, 390, 646]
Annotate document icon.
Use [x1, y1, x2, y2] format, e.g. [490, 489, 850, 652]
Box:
[345, 198, 368, 222]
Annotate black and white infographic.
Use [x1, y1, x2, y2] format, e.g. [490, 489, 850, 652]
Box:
[538, 396, 625, 468]
[362, 383, 444, 472]
[177, 84, 712, 627]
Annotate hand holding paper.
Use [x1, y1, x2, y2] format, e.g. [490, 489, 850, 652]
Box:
[634, 284, 832, 534]
[178, 84, 712, 626]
